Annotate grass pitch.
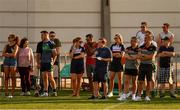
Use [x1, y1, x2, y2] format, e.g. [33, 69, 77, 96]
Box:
[0, 90, 180, 109]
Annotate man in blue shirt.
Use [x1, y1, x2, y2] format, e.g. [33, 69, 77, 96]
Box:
[89, 38, 112, 99]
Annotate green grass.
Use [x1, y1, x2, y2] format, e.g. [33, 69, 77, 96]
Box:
[0, 90, 180, 109]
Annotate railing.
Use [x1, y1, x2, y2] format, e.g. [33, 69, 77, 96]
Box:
[0, 52, 180, 91]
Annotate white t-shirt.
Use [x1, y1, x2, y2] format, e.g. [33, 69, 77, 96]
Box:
[159, 31, 174, 40]
[136, 30, 157, 47]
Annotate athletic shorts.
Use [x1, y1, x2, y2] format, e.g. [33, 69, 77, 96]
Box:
[40, 63, 53, 72]
[70, 60, 84, 74]
[3, 58, 17, 67]
[109, 59, 123, 72]
[138, 64, 153, 81]
[124, 69, 138, 76]
[93, 67, 108, 83]
[86, 64, 95, 77]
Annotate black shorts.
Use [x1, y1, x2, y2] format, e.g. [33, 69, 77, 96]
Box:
[86, 64, 95, 77]
[41, 63, 53, 72]
[70, 60, 84, 74]
[93, 67, 108, 83]
[138, 64, 153, 81]
[124, 69, 138, 76]
[109, 60, 123, 72]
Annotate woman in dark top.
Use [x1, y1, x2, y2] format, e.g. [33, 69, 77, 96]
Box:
[2, 34, 19, 98]
[108, 34, 125, 97]
[69, 37, 85, 96]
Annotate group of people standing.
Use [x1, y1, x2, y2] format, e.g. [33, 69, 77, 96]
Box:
[70, 22, 176, 101]
[1, 21, 176, 101]
[2, 31, 61, 98]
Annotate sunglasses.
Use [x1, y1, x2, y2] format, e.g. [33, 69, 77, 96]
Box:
[141, 26, 145, 28]
[79, 41, 83, 43]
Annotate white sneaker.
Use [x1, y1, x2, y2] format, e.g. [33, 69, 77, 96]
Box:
[40, 92, 48, 97]
[20, 92, 25, 96]
[126, 91, 132, 98]
[134, 96, 142, 101]
[145, 96, 151, 101]
[25, 91, 31, 96]
[117, 94, 126, 101]
[7, 95, 13, 98]
[118, 92, 122, 97]
[107, 92, 113, 97]
[132, 94, 136, 101]
[52, 92, 57, 97]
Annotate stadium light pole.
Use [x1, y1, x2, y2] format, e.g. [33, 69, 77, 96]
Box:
[101, 0, 111, 46]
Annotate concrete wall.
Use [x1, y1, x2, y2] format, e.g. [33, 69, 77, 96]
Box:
[110, 0, 180, 51]
[0, 0, 101, 52]
[0, 0, 180, 52]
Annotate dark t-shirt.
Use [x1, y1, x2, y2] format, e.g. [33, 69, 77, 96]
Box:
[36, 40, 55, 64]
[5, 44, 16, 53]
[158, 46, 174, 68]
[110, 43, 125, 63]
[52, 38, 61, 65]
[95, 47, 112, 69]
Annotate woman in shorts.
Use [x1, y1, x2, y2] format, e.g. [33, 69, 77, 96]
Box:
[69, 37, 85, 96]
[108, 34, 125, 97]
[2, 34, 19, 98]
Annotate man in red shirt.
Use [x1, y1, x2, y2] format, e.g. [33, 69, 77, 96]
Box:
[84, 34, 98, 95]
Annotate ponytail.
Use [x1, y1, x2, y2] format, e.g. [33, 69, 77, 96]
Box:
[15, 36, 20, 46]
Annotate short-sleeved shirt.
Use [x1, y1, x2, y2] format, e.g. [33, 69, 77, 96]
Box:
[84, 42, 97, 65]
[136, 30, 157, 47]
[70, 46, 85, 61]
[18, 47, 34, 67]
[159, 31, 174, 40]
[95, 47, 112, 69]
[125, 46, 139, 70]
[139, 43, 156, 64]
[159, 31, 174, 45]
[158, 46, 174, 68]
[36, 40, 55, 64]
[51, 38, 61, 65]
[110, 43, 125, 62]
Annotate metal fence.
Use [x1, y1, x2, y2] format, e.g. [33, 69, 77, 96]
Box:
[0, 52, 180, 91]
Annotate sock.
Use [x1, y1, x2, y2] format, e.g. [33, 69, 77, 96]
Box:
[170, 89, 175, 95]
[53, 89, 56, 92]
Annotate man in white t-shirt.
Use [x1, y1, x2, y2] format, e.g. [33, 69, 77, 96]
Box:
[136, 22, 157, 47]
[157, 23, 174, 47]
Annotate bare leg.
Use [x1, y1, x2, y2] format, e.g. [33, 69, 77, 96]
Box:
[76, 74, 83, 96]
[4, 67, 10, 96]
[103, 82, 108, 97]
[109, 71, 115, 93]
[146, 81, 151, 97]
[71, 73, 77, 96]
[118, 72, 123, 94]
[124, 75, 131, 94]
[137, 81, 144, 97]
